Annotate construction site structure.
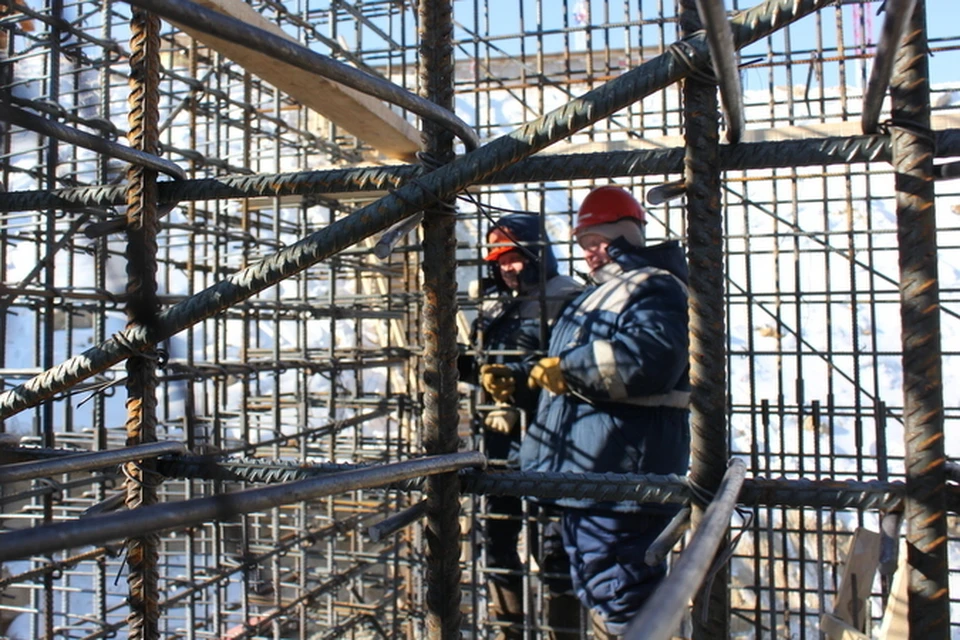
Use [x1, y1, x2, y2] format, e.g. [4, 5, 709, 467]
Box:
[0, 0, 957, 638]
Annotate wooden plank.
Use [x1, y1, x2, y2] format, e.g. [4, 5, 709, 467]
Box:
[820, 612, 871, 640]
[168, 0, 421, 162]
[876, 548, 909, 640]
[826, 527, 882, 635]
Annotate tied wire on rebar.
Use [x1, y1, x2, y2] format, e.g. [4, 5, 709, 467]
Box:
[123, 6, 162, 638]
[680, 1, 729, 634]
[889, 1, 951, 635]
[417, 0, 463, 632]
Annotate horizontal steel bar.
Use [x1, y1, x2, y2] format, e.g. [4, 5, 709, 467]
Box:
[624, 459, 747, 640]
[3, 130, 959, 213]
[0, 452, 485, 562]
[0, 441, 186, 484]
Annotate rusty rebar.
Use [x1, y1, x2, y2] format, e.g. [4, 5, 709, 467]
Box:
[123, 8, 162, 638]
[890, 1, 951, 635]
[681, 1, 729, 637]
[418, 0, 462, 635]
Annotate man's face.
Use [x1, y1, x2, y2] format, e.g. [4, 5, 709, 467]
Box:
[578, 233, 611, 272]
[496, 250, 527, 291]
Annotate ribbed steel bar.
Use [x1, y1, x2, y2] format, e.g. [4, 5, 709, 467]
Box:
[693, 0, 745, 142]
[118, 0, 479, 151]
[123, 7, 163, 638]
[623, 459, 746, 640]
[149, 460, 960, 513]
[681, 1, 728, 635]
[862, 0, 919, 134]
[644, 507, 692, 567]
[0, 441, 184, 483]
[367, 499, 429, 543]
[0, 102, 185, 179]
[418, 0, 462, 635]
[6, 130, 960, 213]
[0, 0, 836, 421]
[890, 1, 951, 635]
[0, 452, 485, 562]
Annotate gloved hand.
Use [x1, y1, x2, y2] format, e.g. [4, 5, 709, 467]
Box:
[484, 404, 519, 434]
[528, 356, 567, 395]
[480, 364, 515, 402]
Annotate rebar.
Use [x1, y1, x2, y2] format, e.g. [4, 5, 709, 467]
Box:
[0, 452, 486, 562]
[681, 0, 729, 636]
[693, 0, 745, 143]
[418, 0, 462, 635]
[862, 0, 919, 134]
[890, 1, 951, 635]
[367, 499, 428, 542]
[123, 7, 163, 637]
[0, 102, 185, 179]
[10, 129, 960, 213]
[0, 441, 184, 483]
[624, 459, 747, 640]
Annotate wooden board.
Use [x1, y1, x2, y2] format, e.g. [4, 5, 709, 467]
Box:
[821, 527, 881, 637]
[168, 0, 421, 162]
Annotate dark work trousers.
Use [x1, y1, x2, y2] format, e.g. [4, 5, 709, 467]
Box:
[561, 510, 671, 637]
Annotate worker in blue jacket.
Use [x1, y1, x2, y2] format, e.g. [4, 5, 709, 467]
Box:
[520, 186, 691, 639]
[461, 213, 583, 639]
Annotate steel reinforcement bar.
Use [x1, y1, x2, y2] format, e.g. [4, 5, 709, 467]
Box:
[4, 130, 960, 213]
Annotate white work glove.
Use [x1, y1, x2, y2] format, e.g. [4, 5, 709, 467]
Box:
[484, 404, 519, 434]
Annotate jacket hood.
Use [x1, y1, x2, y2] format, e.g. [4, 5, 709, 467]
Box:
[487, 214, 560, 292]
[606, 238, 689, 285]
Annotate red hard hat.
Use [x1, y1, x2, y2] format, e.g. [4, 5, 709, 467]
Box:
[574, 186, 646, 236]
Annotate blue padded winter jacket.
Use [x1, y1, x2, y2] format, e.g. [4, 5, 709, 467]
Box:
[519, 238, 691, 514]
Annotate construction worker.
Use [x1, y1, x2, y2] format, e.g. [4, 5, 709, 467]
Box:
[519, 186, 691, 638]
[461, 213, 582, 639]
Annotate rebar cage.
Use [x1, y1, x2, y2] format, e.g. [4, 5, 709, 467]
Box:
[0, 0, 957, 638]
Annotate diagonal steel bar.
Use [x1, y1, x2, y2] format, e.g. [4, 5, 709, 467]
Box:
[694, 0, 746, 142]
[862, 0, 919, 134]
[624, 460, 746, 640]
[0, 0, 836, 421]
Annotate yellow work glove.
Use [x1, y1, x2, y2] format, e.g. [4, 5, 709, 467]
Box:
[484, 404, 519, 434]
[527, 356, 567, 395]
[480, 364, 515, 403]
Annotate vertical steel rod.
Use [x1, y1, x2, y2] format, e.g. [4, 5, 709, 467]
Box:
[694, 0, 746, 143]
[418, 0, 462, 636]
[124, 7, 163, 638]
[890, 1, 951, 636]
[681, 1, 729, 638]
[861, 0, 919, 134]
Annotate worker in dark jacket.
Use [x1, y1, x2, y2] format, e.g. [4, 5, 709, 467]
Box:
[461, 213, 582, 639]
[520, 186, 691, 639]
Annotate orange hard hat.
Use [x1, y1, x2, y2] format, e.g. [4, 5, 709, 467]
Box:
[484, 226, 520, 262]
